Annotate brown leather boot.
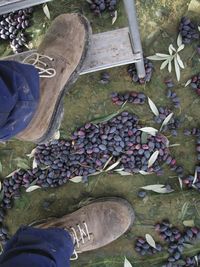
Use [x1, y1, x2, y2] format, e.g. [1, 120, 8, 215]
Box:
[16, 13, 91, 144]
[36, 198, 135, 258]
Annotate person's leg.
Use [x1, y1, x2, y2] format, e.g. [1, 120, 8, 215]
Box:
[0, 226, 74, 267]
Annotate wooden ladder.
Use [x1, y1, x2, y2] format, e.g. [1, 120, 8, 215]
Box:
[2, 0, 146, 78]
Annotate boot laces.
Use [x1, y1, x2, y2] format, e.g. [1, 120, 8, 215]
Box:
[67, 221, 91, 260]
[23, 52, 56, 78]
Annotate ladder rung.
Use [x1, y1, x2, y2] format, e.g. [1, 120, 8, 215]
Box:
[81, 27, 142, 74]
[0, 0, 51, 15]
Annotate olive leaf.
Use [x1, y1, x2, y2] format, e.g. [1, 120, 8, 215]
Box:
[174, 56, 180, 81]
[147, 97, 159, 117]
[112, 10, 118, 25]
[168, 60, 172, 73]
[43, 4, 50, 19]
[53, 130, 60, 140]
[169, 44, 176, 52]
[90, 111, 120, 124]
[116, 170, 132, 176]
[141, 184, 174, 194]
[0, 161, 2, 173]
[0, 181, 1, 191]
[14, 157, 30, 170]
[139, 127, 158, 136]
[160, 59, 169, 70]
[138, 170, 152, 175]
[70, 176, 83, 183]
[177, 44, 184, 52]
[86, 0, 93, 3]
[169, 143, 180, 147]
[124, 257, 133, 267]
[32, 158, 38, 169]
[183, 220, 195, 227]
[145, 234, 156, 249]
[0, 188, 4, 202]
[6, 169, 20, 178]
[105, 159, 121, 172]
[141, 132, 148, 144]
[192, 168, 198, 185]
[147, 37, 185, 81]
[26, 185, 41, 193]
[181, 202, 190, 219]
[155, 53, 170, 57]
[147, 55, 167, 61]
[160, 113, 174, 131]
[148, 150, 159, 168]
[177, 33, 182, 47]
[27, 148, 36, 159]
[176, 53, 184, 69]
[185, 79, 191, 87]
[103, 156, 113, 170]
[178, 177, 183, 190]
[194, 255, 199, 266]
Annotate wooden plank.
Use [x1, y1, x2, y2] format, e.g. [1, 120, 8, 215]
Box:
[3, 27, 142, 74]
[0, 0, 51, 15]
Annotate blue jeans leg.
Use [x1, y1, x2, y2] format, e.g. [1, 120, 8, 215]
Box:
[0, 226, 74, 267]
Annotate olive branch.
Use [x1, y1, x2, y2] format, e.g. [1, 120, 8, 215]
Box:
[147, 34, 185, 81]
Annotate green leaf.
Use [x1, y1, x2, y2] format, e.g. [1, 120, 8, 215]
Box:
[43, 4, 50, 19]
[141, 132, 148, 144]
[90, 111, 120, 124]
[15, 158, 30, 170]
[0, 162, 2, 173]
